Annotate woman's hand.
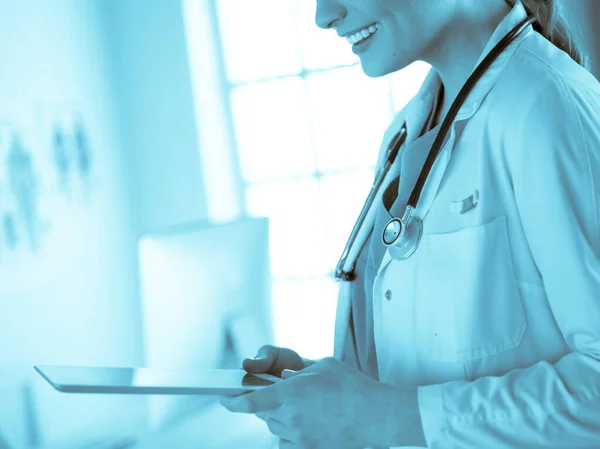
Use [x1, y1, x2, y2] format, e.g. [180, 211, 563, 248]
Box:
[242, 345, 313, 377]
[238, 345, 316, 428]
[220, 357, 426, 449]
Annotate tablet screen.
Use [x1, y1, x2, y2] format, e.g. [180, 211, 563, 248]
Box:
[34, 365, 279, 395]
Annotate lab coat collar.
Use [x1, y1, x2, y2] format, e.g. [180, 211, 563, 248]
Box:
[401, 0, 531, 139]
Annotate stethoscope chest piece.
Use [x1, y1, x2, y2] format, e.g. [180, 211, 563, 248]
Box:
[381, 207, 423, 260]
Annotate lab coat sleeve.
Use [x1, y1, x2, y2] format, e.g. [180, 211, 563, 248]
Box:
[416, 73, 600, 448]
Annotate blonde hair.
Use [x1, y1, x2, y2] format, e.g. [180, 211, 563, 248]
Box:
[506, 0, 586, 66]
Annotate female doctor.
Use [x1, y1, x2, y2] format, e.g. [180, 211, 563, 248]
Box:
[220, 0, 600, 447]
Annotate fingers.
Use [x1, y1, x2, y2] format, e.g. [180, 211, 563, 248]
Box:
[243, 346, 306, 376]
[242, 345, 280, 374]
[219, 386, 283, 414]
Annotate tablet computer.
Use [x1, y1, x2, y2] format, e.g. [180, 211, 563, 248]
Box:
[34, 365, 280, 395]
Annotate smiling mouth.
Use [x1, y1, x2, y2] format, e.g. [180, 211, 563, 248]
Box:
[345, 23, 380, 45]
[353, 31, 377, 47]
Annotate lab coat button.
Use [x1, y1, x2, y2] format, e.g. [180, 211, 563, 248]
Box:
[384, 289, 392, 301]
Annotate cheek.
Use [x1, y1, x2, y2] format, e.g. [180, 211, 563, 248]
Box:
[382, 26, 419, 64]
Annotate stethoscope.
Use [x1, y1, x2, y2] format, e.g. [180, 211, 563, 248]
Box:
[335, 16, 535, 282]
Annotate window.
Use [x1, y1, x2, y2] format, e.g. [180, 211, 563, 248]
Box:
[186, 0, 430, 359]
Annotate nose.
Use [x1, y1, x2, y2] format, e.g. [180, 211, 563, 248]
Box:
[315, 0, 346, 30]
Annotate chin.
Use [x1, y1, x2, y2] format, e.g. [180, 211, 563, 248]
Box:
[361, 55, 413, 78]
[360, 61, 393, 78]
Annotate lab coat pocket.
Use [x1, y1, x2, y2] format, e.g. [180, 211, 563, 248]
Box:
[414, 215, 527, 363]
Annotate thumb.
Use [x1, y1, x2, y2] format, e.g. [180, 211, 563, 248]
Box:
[242, 347, 276, 374]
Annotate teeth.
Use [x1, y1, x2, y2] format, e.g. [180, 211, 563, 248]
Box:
[346, 23, 379, 45]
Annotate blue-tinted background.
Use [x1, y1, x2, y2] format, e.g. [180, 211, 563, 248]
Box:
[0, 1, 598, 448]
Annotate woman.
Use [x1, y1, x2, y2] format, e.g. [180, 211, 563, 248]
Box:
[220, 0, 600, 447]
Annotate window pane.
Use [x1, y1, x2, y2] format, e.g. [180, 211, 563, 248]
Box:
[231, 78, 315, 183]
[389, 61, 431, 113]
[320, 171, 375, 270]
[216, 0, 303, 83]
[294, 0, 358, 70]
[246, 178, 329, 278]
[272, 276, 338, 360]
[306, 66, 393, 172]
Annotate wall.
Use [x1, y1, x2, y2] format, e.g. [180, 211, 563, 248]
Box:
[0, 0, 146, 446]
[102, 0, 209, 235]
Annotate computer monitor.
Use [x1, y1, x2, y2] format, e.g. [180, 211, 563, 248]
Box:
[137, 217, 274, 429]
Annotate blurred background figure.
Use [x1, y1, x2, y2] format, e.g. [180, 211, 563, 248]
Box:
[7, 135, 40, 253]
[0, 0, 598, 448]
[51, 128, 69, 195]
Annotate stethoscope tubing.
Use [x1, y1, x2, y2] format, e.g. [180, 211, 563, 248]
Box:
[407, 16, 535, 209]
[334, 16, 535, 282]
[334, 124, 407, 281]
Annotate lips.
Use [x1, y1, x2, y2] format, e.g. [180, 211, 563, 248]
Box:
[339, 22, 380, 38]
[345, 24, 380, 45]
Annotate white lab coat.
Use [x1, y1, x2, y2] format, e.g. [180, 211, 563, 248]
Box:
[333, 1, 600, 448]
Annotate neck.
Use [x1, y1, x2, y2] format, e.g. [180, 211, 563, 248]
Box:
[425, 1, 512, 126]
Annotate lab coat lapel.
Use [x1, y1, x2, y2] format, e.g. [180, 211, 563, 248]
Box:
[372, 70, 445, 278]
[334, 75, 439, 361]
[400, 70, 442, 148]
[372, 137, 456, 282]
